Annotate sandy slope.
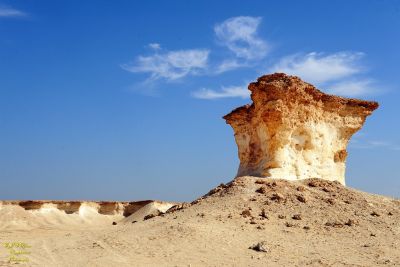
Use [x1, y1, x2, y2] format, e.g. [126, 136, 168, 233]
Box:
[0, 177, 399, 266]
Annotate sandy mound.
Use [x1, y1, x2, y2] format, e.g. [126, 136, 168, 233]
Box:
[1, 177, 398, 266]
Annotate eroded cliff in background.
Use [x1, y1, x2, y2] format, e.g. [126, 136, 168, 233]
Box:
[224, 73, 378, 184]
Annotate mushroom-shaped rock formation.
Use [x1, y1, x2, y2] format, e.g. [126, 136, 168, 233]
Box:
[223, 73, 378, 185]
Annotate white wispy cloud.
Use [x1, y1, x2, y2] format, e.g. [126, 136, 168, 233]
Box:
[0, 6, 26, 18]
[214, 59, 247, 74]
[192, 84, 250, 99]
[122, 48, 210, 81]
[268, 52, 379, 97]
[214, 16, 268, 66]
[123, 16, 382, 99]
[327, 79, 376, 97]
[148, 43, 161, 50]
[269, 52, 363, 84]
[123, 16, 269, 87]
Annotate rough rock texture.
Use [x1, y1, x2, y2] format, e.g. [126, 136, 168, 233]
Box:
[224, 73, 378, 184]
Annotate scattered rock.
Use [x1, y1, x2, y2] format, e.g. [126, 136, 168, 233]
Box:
[278, 215, 286, 219]
[325, 221, 344, 228]
[307, 180, 319, 187]
[256, 225, 265, 230]
[377, 259, 392, 264]
[166, 203, 191, 213]
[249, 242, 270, 252]
[370, 233, 376, 237]
[296, 195, 307, 203]
[112, 222, 117, 225]
[250, 219, 257, 225]
[259, 209, 269, 219]
[370, 211, 380, 217]
[256, 186, 267, 194]
[131, 221, 137, 224]
[326, 198, 335, 205]
[241, 209, 252, 218]
[270, 193, 285, 202]
[204, 183, 226, 197]
[303, 226, 310, 230]
[296, 186, 306, 192]
[285, 222, 296, 227]
[388, 211, 393, 216]
[344, 219, 358, 226]
[144, 211, 162, 220]
[292, 214, 302, 220]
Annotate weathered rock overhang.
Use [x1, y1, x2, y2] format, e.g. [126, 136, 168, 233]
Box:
[224, 73, 378, 184]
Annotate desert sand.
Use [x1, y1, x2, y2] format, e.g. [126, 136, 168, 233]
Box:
[0, 177, 399, 266]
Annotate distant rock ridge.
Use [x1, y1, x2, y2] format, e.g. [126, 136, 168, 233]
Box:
[224, 73, 378, 184]
[0, 200, 174, 217]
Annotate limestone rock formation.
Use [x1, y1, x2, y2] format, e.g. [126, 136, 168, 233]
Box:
[223, 73, 378, 184]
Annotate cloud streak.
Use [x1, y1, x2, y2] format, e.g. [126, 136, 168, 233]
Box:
[192, 84, 249, 99]
[122, 48, 210, 81]
[215, 16, 268, 60]
[269, 52, 363, 84]
[327, 79, 376, 97]
[268, 52, 377, 97]
[123, 16, 381, 99]
[0, 6, 26, 18]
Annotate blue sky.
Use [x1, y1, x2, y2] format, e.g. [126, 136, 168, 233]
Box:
[1, 0, 399, 201]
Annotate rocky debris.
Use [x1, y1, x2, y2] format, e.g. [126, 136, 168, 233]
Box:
[370, 211, 381, 217]
[203, 183, 227, 198]
[292, 214, 302, 220]
[326, 198, 335, 205]
[241, 209, 252, 218]
[325, 221, 344, 228]
[259, 209, 269, 219]
[224, 73, 378, 184]
[285, 222, 297, 227]
[143, 210, 162, 221]
[270, 193, 285, 202]
[296, 195, 307, 203]
[256, 186, 267, 194]
[166, 203, 191, 214]
[344, 219, 358, 226]
[249, 241, 270, 252]
[112, 221, 117, 225]
[297, 186, 306, 192]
